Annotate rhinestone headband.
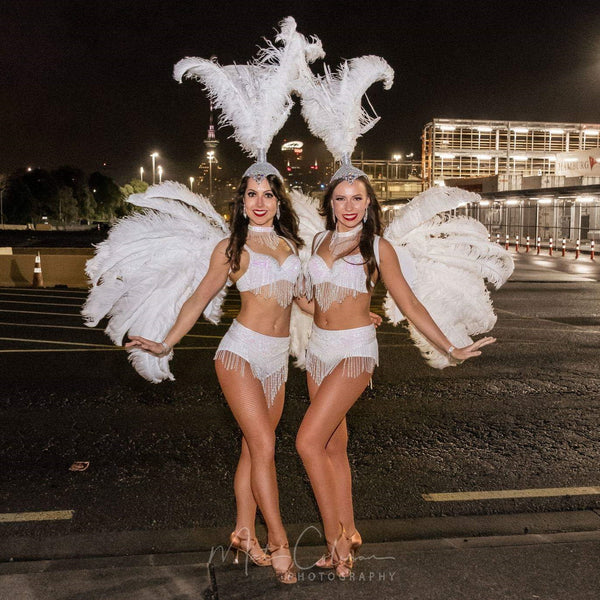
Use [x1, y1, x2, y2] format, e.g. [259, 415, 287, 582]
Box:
[243, 161, 283, 183]
[330, 152, 368, 184]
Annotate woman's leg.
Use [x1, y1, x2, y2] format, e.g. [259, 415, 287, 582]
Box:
[216, 360, 292, 574]
[233, 385, 285, 538]
[307, 377, 356, 538]
[297, 363, 371, 545]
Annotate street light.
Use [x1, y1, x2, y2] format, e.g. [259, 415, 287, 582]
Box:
[140, 166, 144, 182]
[150, 152, 159, 184]
[207, 151, 215, 198]
[392, 153, 402, 161]
[189, 176, 194, 191]
[157, 165, 163, 183]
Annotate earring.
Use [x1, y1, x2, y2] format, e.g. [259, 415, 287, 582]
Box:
[331, 201, 337, 224]
[276, 203, 281, 220]
[242, 204, 248, 219]
[363, 209, 368, 223]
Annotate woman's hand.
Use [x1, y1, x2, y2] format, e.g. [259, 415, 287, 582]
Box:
[369, 312, 382, 328]
[125, 335, 171, 357]
[450, 336, 496, 363]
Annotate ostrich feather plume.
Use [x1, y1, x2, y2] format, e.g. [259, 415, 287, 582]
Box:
[174, 17, 323, 159]
[82, 182, 229, 383]
[299, 55, 394, 160]
[383, 186, 514, 368]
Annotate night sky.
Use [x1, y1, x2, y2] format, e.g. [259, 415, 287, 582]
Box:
[3, 0, 600, 184]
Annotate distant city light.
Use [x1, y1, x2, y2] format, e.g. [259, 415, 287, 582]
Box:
[576, 196, 594, 203]
[548, 128, 564, 134]
[505, 199, 520, 205]
[537, 198, 553, 204]
[479, 200, 491, 206]
[437, 125, 456, 132]
[476, 126, 493, 132]
[511, 127, 529, 133]
[584, 129, 599, 136]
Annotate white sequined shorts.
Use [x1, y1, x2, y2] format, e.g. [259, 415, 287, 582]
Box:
[305, 323, 379, 386]
[214, 319, 290, 407]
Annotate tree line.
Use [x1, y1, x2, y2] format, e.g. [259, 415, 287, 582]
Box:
[0, 167, 148, 225]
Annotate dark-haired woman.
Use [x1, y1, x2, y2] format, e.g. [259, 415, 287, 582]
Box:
[295, 176, 495, 578]
[127, 174, 302, 584]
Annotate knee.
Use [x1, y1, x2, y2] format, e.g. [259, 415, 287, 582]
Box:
[296, 431, 320, 461]
[246, 432, 276, 463]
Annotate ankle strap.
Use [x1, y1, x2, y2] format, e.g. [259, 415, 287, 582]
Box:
[268, 542, 290, 552]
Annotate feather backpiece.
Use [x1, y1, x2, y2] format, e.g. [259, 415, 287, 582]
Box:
[288, 190, 324, 368]
[174, 17, 324, 159]
[82, 181, 229, 383]
[383, 186, 514, 368]
[298, 55, 394, 160]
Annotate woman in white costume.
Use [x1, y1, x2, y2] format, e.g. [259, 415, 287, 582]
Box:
[127, 171, 302, 584]
[294, 55, 499, 579]
[124, 18, 327, 584]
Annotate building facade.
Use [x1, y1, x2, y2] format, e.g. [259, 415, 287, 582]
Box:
[421, 119, 600, 241]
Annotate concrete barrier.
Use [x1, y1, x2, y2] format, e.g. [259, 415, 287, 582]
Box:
[0, 250, 93, 288]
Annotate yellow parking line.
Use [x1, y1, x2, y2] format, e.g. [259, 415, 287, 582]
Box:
[0, 510, 74, 523]
[422, 486, 600, 502]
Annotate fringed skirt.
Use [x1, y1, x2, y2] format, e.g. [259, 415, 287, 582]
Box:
[305, 323, 379, 386]
[214, 319, 290, 407]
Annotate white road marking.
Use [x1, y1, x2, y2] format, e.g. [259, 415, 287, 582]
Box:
[0, 346, 220, 353]
[0, 292, 86, 300]
[0, 337, 114, 348]
[0, 322, 223, 338]
[0, 300, 82, 307]
[0, 309, 82, 317]
[0, 510, 74, 523]
[422, 486, 600, 502]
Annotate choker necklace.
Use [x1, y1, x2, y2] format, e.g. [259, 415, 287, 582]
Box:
[329, 224, 363, 258]
[247, 224, 280, 250]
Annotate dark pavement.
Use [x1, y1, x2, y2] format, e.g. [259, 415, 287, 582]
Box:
[1, 251, 600, 598]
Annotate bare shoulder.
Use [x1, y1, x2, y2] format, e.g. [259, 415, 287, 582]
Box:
[377, 237, 396, 259]
[214, 238, 230, 253]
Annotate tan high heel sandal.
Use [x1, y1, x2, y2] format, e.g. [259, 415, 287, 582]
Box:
[268, 542, 297, 584]
[317, 529, 361, 569]
[229, 531, 271, 567]
[332, 525, 361, 579]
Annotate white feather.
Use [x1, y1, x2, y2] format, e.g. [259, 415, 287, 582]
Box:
[174, 17, 323, 158]
[298, 55, 394, 160]
[382, 187, 514, 368]
[82, 182, 230, 383]
[288, 190, 325, 368]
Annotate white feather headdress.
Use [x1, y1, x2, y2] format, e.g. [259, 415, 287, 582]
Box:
[174, 17, 324, 182]
[298, 55, 394, 182]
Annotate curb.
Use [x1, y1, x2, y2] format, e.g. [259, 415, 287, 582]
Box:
[2, 510, 600, 563]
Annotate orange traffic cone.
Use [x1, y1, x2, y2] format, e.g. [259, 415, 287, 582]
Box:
[32, 252, 45, 288]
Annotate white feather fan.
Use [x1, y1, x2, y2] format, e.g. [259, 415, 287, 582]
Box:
[298, 55, 394, 160]
[288, 190, 324, 368]
[383, 187, 514, 368]
[82, 181, 229, 383]
[174, 17, 323, 159]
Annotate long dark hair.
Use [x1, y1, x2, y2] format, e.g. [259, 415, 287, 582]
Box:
[320, 175, 383, 291]
[226, 174, 304, 272]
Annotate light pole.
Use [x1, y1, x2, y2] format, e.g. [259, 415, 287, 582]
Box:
[207, 150, 215, 199]
[150, 152, 159, 184]
[140, 166, 144, 182]
[158, 165, 163, 183]
[189, 176, 194, 191]
[0, 188, 4, 228]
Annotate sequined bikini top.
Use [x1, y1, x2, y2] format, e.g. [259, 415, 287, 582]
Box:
[306, 231, 380, 311]
[235, 239, 302, 307]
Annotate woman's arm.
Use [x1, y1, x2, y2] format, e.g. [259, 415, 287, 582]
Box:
[126, 239, 231, 356]
[294, 296, 315, 316]
[378, 238, 494, 362]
